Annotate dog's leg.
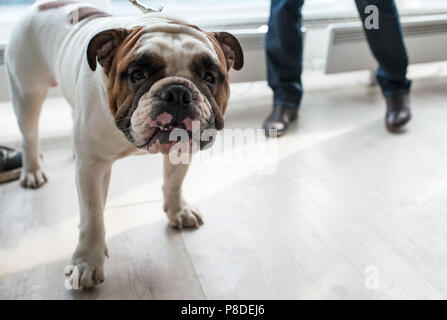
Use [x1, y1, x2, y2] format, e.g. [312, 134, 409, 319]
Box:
[6, 70, 49, 189]
[65, 157, 112, 289]
[162, 155, 203, 229]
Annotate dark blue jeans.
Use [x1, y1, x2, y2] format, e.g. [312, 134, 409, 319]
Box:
[266, 0, 412, 110]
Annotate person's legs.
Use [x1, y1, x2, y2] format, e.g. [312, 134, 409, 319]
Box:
[355, 0, 412, 131]
[355, 0, 411, 97]
[266, 0, 305, 109]
[264, 0, 304, 136]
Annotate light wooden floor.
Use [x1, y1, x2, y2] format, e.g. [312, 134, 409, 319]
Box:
[1, 68, 447, 299]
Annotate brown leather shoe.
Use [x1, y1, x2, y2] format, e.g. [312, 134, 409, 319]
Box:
[263, 106, 298, 137]
[385, 94, 411, 132]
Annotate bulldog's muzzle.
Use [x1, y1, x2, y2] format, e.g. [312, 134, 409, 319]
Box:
[130, 76, 214, 154]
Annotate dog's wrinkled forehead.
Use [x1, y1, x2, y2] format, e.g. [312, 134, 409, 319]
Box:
[135, 24, 219, 76]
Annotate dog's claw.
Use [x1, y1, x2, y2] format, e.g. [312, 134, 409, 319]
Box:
[65, 246, 106, 290]
[65, 262, 105, 290]
[168, 206, 203, 229]
[20, 169, 48, 189]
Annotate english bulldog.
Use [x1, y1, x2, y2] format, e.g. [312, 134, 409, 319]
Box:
[5, 0, 243, 289]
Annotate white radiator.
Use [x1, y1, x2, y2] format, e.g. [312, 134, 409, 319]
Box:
[229, 28, 267, 83]
[229, 27, 306, 83]
[325, 14, 447, 74]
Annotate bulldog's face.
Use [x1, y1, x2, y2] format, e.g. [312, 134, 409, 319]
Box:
[87, 22, 243, 154]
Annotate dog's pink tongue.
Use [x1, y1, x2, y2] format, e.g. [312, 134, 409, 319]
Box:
[147, 139, 177, 154]
[156, 112, 173, 126]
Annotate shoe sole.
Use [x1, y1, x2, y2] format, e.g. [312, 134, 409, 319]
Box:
[386, 115, 412, 133]
[0, 168, 22, 184]
[265, 129, 284, 138]
[264, 115, 298, 138]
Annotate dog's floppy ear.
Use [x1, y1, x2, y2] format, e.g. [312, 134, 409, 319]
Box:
[87, 28, 130, 72]
[212, 32, 244, 71]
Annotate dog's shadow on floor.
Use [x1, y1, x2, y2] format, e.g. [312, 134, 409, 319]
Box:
[0, 220, 206, 300]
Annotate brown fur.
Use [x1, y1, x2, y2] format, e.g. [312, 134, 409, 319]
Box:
[206, 35, 232, 118]
[106, 28, 147, 116]
[113, 52, 167, 128]
[189, 52, 228, 130]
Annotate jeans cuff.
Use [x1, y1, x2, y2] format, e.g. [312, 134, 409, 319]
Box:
[273, 99, 301, 110]
[382, 88, 411, 98]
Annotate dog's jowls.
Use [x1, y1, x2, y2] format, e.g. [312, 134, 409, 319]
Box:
[5, 0, 243, 289]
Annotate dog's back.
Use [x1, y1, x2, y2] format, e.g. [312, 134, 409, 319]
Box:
[6, 3, 65, 90]
[5, 1, 111, 105]
[6, 1, 185, 106]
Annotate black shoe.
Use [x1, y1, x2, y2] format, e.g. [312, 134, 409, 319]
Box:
[263, 106, 298, 137]
[0, 146, 23, 184]
[385, 94, 411, 132]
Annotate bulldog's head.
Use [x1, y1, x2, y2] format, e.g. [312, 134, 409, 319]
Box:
[87, 20, 243, 154]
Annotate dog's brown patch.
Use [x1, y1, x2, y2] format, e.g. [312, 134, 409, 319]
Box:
[189, 52, 228, 130]
[67, 7, 111, 25]
[105, 28, 147, 116]
[210, 32, 244, 71]
[38, 0, 76, 11]
[206, 35, 231, 119]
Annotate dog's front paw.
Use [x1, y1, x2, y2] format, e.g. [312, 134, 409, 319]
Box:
[167, 205, 204, 229]
[65, 249, 106, 290]
[20, 169, 47, 189]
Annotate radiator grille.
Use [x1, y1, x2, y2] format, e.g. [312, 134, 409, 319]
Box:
[332, 20, 447, 45]
[326, 15, 447, 74]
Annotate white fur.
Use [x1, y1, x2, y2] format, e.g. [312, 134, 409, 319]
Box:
[5, 2, 207, 289]
[136, 26, 217, 77]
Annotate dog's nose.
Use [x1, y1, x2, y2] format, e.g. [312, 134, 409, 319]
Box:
[160, 84, 192, 107]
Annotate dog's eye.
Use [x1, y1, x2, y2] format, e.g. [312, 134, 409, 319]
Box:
[130, 70, 146, 83]
[203, 72, 216, 84]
